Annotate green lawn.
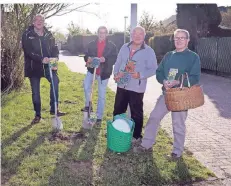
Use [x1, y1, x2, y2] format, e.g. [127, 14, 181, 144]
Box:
[1, 63, 215, 186]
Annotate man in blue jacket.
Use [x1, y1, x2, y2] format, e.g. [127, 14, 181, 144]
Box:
[113, 26, 158, 141]
[134, 29, 201, 160]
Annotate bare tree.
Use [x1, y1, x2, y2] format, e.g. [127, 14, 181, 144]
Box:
[139, 11, 158, 32]
[138, 11, 177, 36]
[1, 3, 95, 93]
[67, 21, 82, 36]
[221, 8, 231, 28]
[53, 29, 67, 43]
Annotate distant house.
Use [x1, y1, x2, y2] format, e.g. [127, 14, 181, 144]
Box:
[162, 15, 176, 27]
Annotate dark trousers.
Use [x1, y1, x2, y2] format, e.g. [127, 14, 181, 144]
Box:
[29, 70, 59, 117]
[113, 87, 144, 139]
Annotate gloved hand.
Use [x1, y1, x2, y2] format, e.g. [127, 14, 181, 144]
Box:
[87, 57, 100, 68]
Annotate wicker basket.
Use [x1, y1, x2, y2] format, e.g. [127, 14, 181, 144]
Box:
[165, 73, 204, 111]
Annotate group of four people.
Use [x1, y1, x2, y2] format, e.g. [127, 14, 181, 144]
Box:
[22, 14, 201, 159]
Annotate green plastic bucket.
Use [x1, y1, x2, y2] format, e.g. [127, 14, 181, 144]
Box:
[107, 114, 135, 153]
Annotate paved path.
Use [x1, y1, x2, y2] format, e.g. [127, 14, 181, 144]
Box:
[59, 51, 231, 184]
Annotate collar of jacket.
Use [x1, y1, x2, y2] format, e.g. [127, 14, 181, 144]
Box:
[92, 38, 110, 53]
[127, 41, 145, 49]
[27, 25, 52, 38]
[94, 38, 109, 45]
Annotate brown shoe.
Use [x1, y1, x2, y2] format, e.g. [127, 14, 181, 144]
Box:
[31, 116, 41, 125]
[166, 153, 182, 161]
[132, 137, 142, 146]
[133, 145, 152, 153]
[96, 119, 102, 125]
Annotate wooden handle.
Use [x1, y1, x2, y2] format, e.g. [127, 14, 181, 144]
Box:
[88, 68, 97, 116]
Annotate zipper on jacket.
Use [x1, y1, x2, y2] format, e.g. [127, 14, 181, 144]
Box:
[124, 46, 144, 88]
[128, 47, 144, 60]
[39, 38, 43, 57]
[31, 60, 33, 70]
[39, 38, 46, 76]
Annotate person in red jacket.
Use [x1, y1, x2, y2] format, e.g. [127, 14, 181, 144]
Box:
[82, 26, 117, 124]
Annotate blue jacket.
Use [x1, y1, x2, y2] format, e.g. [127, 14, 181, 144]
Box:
[114, 42, 158, 93]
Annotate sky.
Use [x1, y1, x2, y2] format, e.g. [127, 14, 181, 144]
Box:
[46, 1, 177, 34]
[2, 0, 231, 34]
[44, 0, 231, 35]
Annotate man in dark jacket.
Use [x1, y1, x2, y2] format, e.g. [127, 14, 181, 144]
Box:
[22, 14, 66, 125]
[82, 26, 117, 124]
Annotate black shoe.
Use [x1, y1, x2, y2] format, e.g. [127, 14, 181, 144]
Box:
[31, 116, 41, 125]
[81, 106, 93, 112]
[50, 111, 66, 116]
[96, 119, 102, 125]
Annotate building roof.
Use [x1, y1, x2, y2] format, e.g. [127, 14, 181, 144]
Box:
[162, 15, 176, 27]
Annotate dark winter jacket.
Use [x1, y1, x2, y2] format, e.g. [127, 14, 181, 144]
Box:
[22, 25, 59, 77]
[84, 39, 117, 80]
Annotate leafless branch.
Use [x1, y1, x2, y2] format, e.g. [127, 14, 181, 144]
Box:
[45, 4, 71, 19]
[74, 10, 101, 19]
[54, 3, 91, 16]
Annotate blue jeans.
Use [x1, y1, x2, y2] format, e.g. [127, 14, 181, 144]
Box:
[29, 71, 59, 117]
[84, 71, 109, 120]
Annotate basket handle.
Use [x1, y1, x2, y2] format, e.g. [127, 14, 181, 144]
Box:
[180, 73, 191, 89]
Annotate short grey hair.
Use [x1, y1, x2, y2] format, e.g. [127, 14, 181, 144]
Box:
[33, 14, 45, 22]
[97, 26, 108, 34]
[131, 26, 146, 35]
[174, 29, 190, 39]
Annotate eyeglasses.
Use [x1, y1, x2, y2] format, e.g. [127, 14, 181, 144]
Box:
[174, 37, 187, 41]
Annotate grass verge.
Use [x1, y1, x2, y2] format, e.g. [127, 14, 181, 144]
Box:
[1, 63, 214, 186]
